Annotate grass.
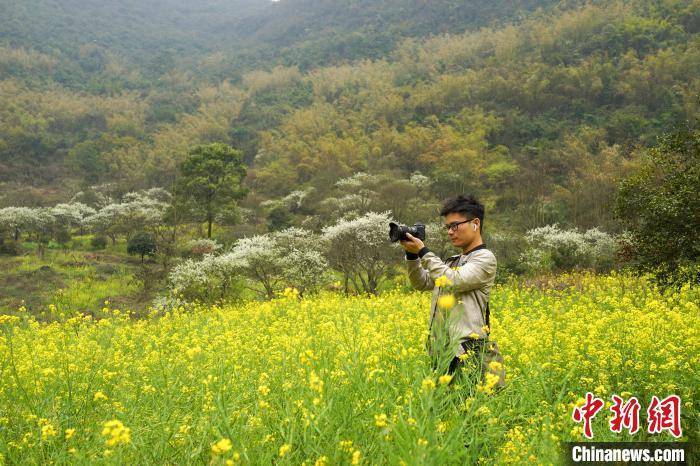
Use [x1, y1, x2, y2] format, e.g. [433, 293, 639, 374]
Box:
[0, 237, 149, 316]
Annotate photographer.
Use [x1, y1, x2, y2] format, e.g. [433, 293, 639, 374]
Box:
[399, 195, 505, 388]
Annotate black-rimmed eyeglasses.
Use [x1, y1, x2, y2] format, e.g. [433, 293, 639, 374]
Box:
[443, 219, 472, 232]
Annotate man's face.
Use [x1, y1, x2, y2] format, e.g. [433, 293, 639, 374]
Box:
[444, 212, 478, 249]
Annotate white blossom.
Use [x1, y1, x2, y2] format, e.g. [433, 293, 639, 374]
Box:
[409, 171, 432, 189]
[0, 207, 40, 231]
[51, 203, 96, 228]
[335, 172, 379, 188]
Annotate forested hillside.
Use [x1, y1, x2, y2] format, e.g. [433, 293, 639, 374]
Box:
[1, 0, 698, 232]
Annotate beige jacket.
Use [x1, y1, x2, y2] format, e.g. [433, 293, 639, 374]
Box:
[406, 245, 497, 358]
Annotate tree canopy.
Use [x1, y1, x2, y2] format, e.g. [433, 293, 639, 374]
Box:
[174, 143, 248, 238]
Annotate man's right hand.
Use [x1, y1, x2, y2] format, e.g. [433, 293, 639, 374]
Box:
[400, 232, 425, 254]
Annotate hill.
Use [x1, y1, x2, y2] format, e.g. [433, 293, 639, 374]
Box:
[0, 0, 698, 232]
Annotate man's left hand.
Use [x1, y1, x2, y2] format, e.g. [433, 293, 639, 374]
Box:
[399, 232, 425, 254]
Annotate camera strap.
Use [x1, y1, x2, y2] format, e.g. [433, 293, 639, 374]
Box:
[463, 244, 490, 332]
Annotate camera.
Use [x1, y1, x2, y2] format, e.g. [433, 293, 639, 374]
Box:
[388, 222, 426, 242]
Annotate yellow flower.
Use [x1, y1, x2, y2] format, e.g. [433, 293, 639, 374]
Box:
[438, 374, 453, 385]
[421, 377, 436, 391]
[434, 275, 453, 288]
[476, 373, 501, 395]
[437, 294, 456, 309]
[211, 438, 233, 455]
[93, 391, 108, 402]
[315, 456, 329, 466]
[418, 438, 428, 446]
[374, 413, 388, 427]
[65, 428, 76, 440]
[41, 424, 57, 440]
[309, 371, 324, 393]
[352, 450, 361, 465]
[101, 420, 131, 447]
[487, 361, 503, 373]
[0, 315, 20, 325]
[279, 443, 292, 457]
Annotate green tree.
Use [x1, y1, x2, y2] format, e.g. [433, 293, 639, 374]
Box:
[174, 143, 248, 238]
[615, 124, 700, 285]
[127, 231, 157, 263]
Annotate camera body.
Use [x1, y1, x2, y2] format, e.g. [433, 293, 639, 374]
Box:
[389, 222, 426, 242]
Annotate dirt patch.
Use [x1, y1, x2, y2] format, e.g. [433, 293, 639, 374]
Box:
[0, 265, 65, 311]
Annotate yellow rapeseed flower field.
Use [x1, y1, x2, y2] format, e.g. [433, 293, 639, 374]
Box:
[0, 272, 697, 464]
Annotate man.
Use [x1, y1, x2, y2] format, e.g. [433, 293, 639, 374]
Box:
[399, 195, 505, 388]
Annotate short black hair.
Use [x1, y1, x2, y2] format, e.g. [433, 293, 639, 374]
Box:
[439, 195, 485, 231]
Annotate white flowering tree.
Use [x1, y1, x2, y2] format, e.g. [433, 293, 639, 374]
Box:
[0, 207, 41, 241]
[51, 203, 97, 235]
[85, 203, 131, 244]
[229, 228, 328, 298]
[169, 253, 244, 303]
[168, 227, 328, 302]
[0, 207, 59, 256]
[85, 190, 170, 244]
[583, 227, 617, 271]
[522, 224, 617, 273]
[321, 211, 400, 295]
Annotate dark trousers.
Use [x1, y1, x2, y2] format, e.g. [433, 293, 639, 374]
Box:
[431, 339, 487, 384]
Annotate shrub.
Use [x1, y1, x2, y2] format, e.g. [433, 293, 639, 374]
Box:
[0, 239, 21, 256]
[127, 231, 157, 262]
[183, 238, 222, 257]
[91, 235, 108, 250]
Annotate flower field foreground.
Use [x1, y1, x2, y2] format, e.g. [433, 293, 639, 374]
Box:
[0, 273, 697, 464]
